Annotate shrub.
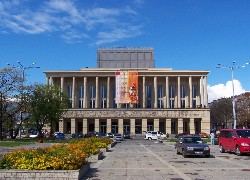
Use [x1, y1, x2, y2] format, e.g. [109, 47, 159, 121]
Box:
[0, 137, 113, 170]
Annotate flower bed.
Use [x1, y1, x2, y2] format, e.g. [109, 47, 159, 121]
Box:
[0, 137, 113, 171]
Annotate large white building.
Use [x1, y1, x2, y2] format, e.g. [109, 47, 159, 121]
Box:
[44, 47, 210, 135]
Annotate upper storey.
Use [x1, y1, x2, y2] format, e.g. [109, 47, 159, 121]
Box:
[97, 47, 155, 68]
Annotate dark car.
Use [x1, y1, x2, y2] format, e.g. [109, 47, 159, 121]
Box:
[175, 135, 210, 158]
[71, 133, 84, 139]
[123, 133, 131, 139]
[175, 132, 189, 138]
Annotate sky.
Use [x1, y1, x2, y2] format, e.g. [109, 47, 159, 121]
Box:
[0, 0, 250, 103]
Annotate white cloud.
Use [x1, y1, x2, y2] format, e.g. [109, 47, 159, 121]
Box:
[0, 0, 144, 44]
[208, 80, 246, 103]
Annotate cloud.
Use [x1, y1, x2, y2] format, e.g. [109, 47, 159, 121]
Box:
[0, 0, 144, 44]
[208, 80, 246, 103]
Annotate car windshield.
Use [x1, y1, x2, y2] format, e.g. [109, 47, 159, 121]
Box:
[236, 130, 250, 138]
[152, 132, 157, 134]
[183, 137, 202, 143]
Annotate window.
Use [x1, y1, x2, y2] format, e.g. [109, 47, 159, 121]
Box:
[112, 87, 116, 108]
[192, 85, 197, 108]
[146, 85, 152, 108]
[68, 85, 72, 108]
[100, 85, 107, 108]
[181, 85, 185, 108]
[157, 85, 163, 108]
[79, 86, 84, 108]
[89, 85, 96, 108]
[169, 85, 175, 108]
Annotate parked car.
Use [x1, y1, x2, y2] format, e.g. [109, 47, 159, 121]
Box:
[106, 133, 114, 138]
[219, 129, 250, 156]
[55, 133, 65, 139]
[157, 131, 166, 138]
[114, 134, 124, 141]
[145, 131, 158, 140]
[175, 132, 189, 138]
[71, 133, 84, 139]
[175, 135, 210, 158]
[123, 133, 131, 139]
[99, 133, 107, 138]
[199, 132, 209, 138]
[88, 131, 99, 137]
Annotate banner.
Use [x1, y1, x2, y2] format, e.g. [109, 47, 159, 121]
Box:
[128, 72, 138, 104]
[115, 71, 138, 104]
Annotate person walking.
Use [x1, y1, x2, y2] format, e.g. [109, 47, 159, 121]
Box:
[210, 132, 215, 145]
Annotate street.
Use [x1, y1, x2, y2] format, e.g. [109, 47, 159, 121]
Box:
[83, 136, 250, 180]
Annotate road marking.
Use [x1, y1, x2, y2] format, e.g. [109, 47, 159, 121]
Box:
[140, 143, 192, 180]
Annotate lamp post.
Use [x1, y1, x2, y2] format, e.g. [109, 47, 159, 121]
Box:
[7, 61, 40, 138]
[216, 61, 249, 129]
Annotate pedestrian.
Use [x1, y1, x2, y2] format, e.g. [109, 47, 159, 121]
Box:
[210, 132, 215, 145]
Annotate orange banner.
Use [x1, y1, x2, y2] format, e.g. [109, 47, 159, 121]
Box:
[115, 71, 138, 104]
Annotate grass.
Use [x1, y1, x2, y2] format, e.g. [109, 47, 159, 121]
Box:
[0, 138, 71, 147]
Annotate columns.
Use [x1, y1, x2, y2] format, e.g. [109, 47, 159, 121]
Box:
[71, 118, 76, 134]
[46, 77, 49, 86]
[107, 77, 110, 108]
[95, 77, 99, 108]
[166, 119, 171, 134]
[95, 119, 100, 133]
[107, 119, 112, 133]
[201, 117, 210, 134]
[189, 118, 195, 134]
[177, 76, 181, 108]
[72, 77, 75, 108]
[83, 119, 88, 134]
[165, 76, 169, 108]
[61, 77, 64, 92]
[204, 76, 208, 108]
[200, 76, 204, 107]
[143, 76, 146, 108]
[59, 119, 64, 133]
[118, 119, 123, 134]
[142, 119, 147, 133]
[154, 119, 159, 132]
[84, 77, 87, 108]
[178, 118, 183, 133]
[189, 76, 192, 108]
[130, 119, 135, 134]
[154, 76, 157, 108]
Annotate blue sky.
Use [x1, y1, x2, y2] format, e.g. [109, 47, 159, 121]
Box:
[0, 0, 250, 102]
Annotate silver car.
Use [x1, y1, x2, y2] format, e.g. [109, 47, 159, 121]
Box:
[114, 134, 124, 141]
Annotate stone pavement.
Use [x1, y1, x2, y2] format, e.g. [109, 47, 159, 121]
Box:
[82, 137, 250, 180]
[1, 137, 250, 180]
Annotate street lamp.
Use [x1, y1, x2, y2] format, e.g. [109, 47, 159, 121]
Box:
[7, 61, 40, 138]
[216, 61, 250, 129]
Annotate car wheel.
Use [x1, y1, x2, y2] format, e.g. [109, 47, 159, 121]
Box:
[182, 149, 187, 158]
[219, 145, 225, 153]
[235, 146, 242, 156]
[205, 154, 210, 158]
[176, 149, 181, 155]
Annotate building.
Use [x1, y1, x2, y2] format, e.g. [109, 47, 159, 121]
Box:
[44, 47, 210, 135]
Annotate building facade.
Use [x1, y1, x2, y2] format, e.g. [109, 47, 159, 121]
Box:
[44, 48, 210, 135]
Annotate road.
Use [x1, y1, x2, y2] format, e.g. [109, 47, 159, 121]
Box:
[83, 136, 250, 180]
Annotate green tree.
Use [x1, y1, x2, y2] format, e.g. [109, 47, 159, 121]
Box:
[29, 85, 70, 136]
[210, 98, 233, 129]
[0, 68, 21, 139]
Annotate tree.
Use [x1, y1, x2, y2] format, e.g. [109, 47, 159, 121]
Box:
[29, 85, 70, 136]
[210, 98, 233, 130]
[236, 93, 250, 128]
[0, 68, 21, 140]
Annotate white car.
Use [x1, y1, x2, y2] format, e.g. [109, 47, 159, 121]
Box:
[157, 131, 166, 138]
[145, 131, 158, 140]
